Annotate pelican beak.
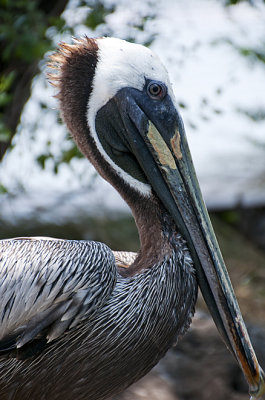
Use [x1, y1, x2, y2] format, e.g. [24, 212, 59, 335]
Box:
[123, 95, 265, 399]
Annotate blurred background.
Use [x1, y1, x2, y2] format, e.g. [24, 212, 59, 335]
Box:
[0, 0, 265, 398]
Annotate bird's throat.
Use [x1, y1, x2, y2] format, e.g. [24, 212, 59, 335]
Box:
[121, 193, 180, 277]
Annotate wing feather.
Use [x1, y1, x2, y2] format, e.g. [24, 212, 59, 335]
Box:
[0, 237, 117, 353]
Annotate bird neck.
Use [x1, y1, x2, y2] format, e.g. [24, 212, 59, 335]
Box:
[122, 192, 178, 276]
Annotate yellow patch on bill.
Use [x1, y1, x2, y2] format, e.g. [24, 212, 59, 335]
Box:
[147, 122, 177, 169]
[170, 130, 182, 160]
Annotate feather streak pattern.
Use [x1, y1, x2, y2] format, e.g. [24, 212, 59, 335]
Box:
[0, 234, 197, 400]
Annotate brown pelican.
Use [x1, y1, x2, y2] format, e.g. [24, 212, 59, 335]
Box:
[0, 37, 264, 400]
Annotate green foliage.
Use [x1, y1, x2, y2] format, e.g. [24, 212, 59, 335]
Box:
[0, 71, 16, 94]
[82, 0, 155, 46]
[237, 107, 265, 122]
[218, 210, 240, 225]
[37, 139, 83, 174]
[223, 0, 258, 5]
[85, 1, 115, 30]
[0, 71, 17, 139]
[213, 38, 265, 66]
[0, 0, 68, 153]
[0, 183, 8, 194]
[53, 143, 83, 174]
[238, 46, 265, 64]
[0, 122, 12, 142]
[0, 71, 16, 111]
[59, 144, 83, 163]
[1, 0, 50, 63]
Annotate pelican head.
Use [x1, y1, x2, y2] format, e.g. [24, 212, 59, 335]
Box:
[48, 37, 265, 398]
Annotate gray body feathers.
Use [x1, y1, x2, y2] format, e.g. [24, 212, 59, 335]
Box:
[0, 236, 197, 400]
[0, 238, 116, 348]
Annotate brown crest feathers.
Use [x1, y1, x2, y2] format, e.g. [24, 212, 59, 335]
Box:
[47, 37, 98, 95]
[47, 36, 99, 157]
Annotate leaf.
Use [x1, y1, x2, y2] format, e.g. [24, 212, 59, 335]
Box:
[85, 1, 115, 30]
[0, 71, 16, 92]
[0, 122, 11, 142]
[0, 184, 8, 194]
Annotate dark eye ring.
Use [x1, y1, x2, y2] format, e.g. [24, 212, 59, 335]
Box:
[147, 81, 166, 100]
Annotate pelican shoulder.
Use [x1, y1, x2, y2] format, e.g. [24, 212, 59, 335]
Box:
[0, 238, 116, 356]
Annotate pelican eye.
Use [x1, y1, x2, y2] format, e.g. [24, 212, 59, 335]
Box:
[147, 81, 166, 100]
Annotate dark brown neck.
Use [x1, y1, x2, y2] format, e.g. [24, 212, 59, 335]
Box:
[121, 192, 176, 276]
